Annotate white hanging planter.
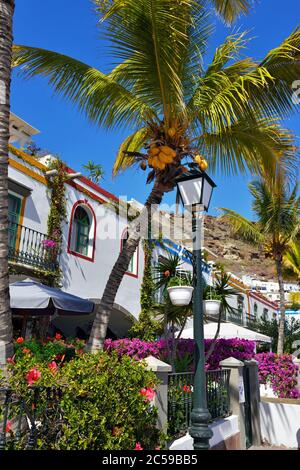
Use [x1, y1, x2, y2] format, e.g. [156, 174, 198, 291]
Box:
[203, 299, 221, 317]
[167, 286, 194, 306]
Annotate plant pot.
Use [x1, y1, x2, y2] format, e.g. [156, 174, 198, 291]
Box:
[167, 286, 194, 306]
[203, 300, 221, 317]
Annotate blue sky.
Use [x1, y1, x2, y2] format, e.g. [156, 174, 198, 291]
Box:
[11, 0, 300, 218]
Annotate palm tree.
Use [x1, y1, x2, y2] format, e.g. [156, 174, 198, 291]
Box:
[82, 160, 105, 184]
[12, 1, 300, 351]
[220, 176, 300, 354]
[283, 241, 300, 283]
[0, 0, 15, 363]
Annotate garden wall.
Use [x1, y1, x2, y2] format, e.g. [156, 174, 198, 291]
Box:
[169, 415, 240, 450]
[260, 397, 300, 448]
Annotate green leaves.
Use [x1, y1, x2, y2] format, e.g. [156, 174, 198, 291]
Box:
[113, 127, 149, 175]
[13, 45, 155, 131]
[210, 0, 257, 25]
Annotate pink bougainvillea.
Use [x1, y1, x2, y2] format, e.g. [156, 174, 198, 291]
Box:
[255, 352, 300, 399]
[140, 387, 155, 402]
[26, 368, 42, 386]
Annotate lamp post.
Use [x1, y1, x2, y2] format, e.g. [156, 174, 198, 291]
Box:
[176, 165, 216, 450]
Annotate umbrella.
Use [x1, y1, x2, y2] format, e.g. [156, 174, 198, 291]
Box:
[178, 322, 271, 343]
[10, 279, 94, 316]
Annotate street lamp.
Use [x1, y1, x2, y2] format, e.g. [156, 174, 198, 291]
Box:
[176, 165, 216, 450]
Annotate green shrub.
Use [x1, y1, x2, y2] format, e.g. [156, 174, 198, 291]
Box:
[3, 340, 165, 450]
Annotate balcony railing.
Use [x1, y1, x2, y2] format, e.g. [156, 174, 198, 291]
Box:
[168, 369, 231, 438]
[8, 221, 59, 272]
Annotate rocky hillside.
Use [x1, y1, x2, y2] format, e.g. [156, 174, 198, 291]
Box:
[155, 211, 275, 281]
[203, 215, 275, 280]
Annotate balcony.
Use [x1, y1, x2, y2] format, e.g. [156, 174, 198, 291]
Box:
[8, 221, 59, 272]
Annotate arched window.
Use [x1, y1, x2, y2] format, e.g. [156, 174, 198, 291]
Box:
[237, 295, 244, 314]
[254, 303, 258, 318]
[263, 308, 268, 321]
[73, 206, 90, 256]
[121, 229, 138, 277]
[68, 201, 96, 261]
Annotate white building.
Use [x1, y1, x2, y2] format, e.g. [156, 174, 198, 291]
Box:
[8, 114, 146, 338]
[242, 275, 300, 303]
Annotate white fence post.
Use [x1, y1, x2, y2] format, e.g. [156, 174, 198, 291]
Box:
[143, 356, 172, 433]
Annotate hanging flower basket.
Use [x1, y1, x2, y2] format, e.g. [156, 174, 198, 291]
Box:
[167, 286, 194, 306]
[203, 299, 221, 317]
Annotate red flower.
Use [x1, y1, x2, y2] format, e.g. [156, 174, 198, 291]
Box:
[55, 333, 62, 340]
[5, 421, 12, 433]
[26, 368, 41, 386]
[7, 357, 15, 365]
[48, 361, 58, 372]
[163, 270, 170, 278]
[182, 385, 191, 393]
[16, 337, 24, 344]
[140, 387, 155, 402]
[135, 442, 143, 450]
[22, 348, 30, 354]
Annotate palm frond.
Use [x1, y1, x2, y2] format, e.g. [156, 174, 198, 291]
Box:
[113, 128, 149, 175]
[219, 208, 263, 244]
[197, 117, 296, 177]
[284, 241, 300, 281]
[13, 45, 156, 130]
[210, 0, 257, 25]
[94, 0, 199, 123]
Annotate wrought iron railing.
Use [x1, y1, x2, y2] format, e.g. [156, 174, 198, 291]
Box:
[168, 369, 231, 438]
[8, 221, 59, 271]
[224, 308, 244, 326]
[0, 386, 63, 450]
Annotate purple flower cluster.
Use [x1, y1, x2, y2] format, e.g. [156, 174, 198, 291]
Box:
[42, 239, 57, 248]
[104, 337, 255, 369]
[104, 338, 163, 360]
[255, 352, 300, 399]
[204, 338, 255, 370]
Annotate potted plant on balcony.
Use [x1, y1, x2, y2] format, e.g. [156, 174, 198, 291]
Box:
[167, 276, 194, 307]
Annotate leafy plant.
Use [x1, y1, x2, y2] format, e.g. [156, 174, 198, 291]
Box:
[168, 276, 193, 287]
[4, 338, 165, 450]
[82, 160, 105, 184]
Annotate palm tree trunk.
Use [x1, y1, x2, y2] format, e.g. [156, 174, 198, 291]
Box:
[87, 182, 165, 352]
[0, 0, 14, 364]
[276, 257, 286, 355]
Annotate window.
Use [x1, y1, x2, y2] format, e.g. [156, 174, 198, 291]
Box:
[74, 206, 90, 256]
[263, 308, 268, 321]
[237, 295, 244, 314]
[121, 229, 138, 277]
[253, 303, 258, 319]
[68, 201, 96, 261]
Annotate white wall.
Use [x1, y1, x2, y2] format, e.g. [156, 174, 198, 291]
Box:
[260, 400, 300, 448]
[169, 415, 240, 450]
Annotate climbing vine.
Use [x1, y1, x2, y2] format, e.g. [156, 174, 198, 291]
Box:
[44, 158, 68, 286]
[129, 240, 163, 341]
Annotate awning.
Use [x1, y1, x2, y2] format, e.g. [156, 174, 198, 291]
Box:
[10, 279, 94, 316]
[179, 322, 272, 343]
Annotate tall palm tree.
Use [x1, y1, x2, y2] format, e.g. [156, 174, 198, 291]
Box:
[283, 241, 300, 283]
[0, 0, 14, 363]
[12, 1, 300, 351]
[220, 176, 300, 354]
